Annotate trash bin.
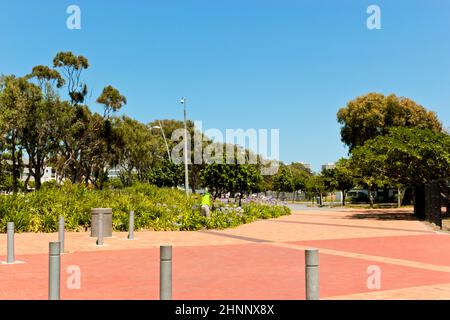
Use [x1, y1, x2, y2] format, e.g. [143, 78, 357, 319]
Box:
[90, 208, 113, 237]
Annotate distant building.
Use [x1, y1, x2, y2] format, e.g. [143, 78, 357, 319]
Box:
[106, 166, 138, 179]
[321, 163, 336, 171]
[13, 159, 129, 188]
[299, 162, 312, 171]
[20, 159, 56, 183]
[107, 167, 122, 179]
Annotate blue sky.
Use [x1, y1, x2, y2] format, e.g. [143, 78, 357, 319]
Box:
[0, 0, 449, 171]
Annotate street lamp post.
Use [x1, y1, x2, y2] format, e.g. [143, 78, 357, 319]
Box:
[180, 98, 189, 195]
[151, 121, 171, 162]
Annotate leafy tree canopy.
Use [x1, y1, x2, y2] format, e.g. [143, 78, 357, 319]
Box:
[350, 127, 450, 187]
[337, 93, 442, 151]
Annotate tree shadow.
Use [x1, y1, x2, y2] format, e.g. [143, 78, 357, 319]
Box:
[345, 210, 417, 221]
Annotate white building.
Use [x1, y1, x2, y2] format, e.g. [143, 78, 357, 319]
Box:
[299, 162, 312, 171]
[20, 159, 56, 184]
[321, 163, 336, 171]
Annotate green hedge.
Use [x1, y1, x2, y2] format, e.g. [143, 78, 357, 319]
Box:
[0, 183, 290, 233]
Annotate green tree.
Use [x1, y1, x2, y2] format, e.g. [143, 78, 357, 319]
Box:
[306, 174, 327, 205]
[199, 162, 230, 199]
[21, 88, 67, 189]
[349, 145, 387, 208]
[27, 65, 65, 92]
[289, 162, 312, 201]
[272, 165, 295, 198]
[322, 158, 354, 206]
[200, 146, 263, 205]
[351, 127, 450, 186]
[0, 76, 37, 192]
[113, 116, 155, 185]
[97, 85, 127, 118]
[53, 51, 89, 105]
[22, 67, 68, 190]
[149, 160, 184, 188]
[337, 93, 442, 151]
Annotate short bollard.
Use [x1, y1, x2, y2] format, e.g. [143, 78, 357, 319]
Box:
[305, 249, 319, 300]
[49, 242, 61, 300]
[128, 211, 134, 240]
[7, 222, 14, 264]
[160, 245, 172, 300]
[58, 216, 65, 254]
[96, 212, 104, 246]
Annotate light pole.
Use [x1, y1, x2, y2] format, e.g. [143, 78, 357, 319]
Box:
[180, 97, 189, 195]
[151, 120, 171, 162]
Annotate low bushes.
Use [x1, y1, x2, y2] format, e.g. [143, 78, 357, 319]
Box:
[206, 203, 290, 229]
[0, 183, 290, 233]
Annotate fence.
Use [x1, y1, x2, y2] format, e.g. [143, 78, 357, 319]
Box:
[415, 179, 450, 228]
[264, 191, 307, 201]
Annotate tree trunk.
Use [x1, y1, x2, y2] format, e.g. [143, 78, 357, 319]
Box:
[34, 170, 42, 190]
[33, 156, 43, 190]
[368, 189, 374, 208]
[24, 162, 32, 191]
[383, 186, 390, 203]
[342, 190, 346, 206]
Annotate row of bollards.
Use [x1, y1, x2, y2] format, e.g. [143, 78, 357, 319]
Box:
[2, 217, 65, 264]
[45, 242, 174, 300]
[5, 212, 319, 300]
[45, 244, 318, 301]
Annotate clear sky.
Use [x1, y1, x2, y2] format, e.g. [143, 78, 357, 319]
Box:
[0, 0, 449, 171]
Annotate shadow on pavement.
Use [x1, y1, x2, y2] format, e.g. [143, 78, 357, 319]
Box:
[346, 210, 417, 221]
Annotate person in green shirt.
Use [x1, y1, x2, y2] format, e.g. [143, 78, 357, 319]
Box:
[201, 189, 211, 218]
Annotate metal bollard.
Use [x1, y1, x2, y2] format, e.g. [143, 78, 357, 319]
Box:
[160, 245, 172, 300]
[96, 212, 104, 246]
[7, 222, 14, 264]
[128, 211, 134, 240]
[58, 216, 65, 254]
[305, 249, 319, 300]
[49, 242, 61, 300]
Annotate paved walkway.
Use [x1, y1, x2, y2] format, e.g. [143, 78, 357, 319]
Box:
[1, 205, 450, 300]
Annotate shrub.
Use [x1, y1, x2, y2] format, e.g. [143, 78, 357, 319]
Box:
[0, 183, 290, 232]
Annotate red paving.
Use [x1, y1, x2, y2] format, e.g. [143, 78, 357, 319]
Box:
[2, 243, 450, 300]
[293, 234, 450, 267]
[1, 207, 450, 300]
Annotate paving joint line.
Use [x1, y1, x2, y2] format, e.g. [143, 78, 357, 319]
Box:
[271, 219, 437, 234]
[201, 229, 450, 273]
[270, 242, 450, 273]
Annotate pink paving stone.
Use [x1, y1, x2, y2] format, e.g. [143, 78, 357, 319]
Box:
[1, 208, 450, 300]
[2, 243, 450, 300]
[291, 234, 450, 267]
